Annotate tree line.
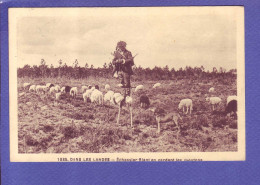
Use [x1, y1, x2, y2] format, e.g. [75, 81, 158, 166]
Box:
[18, 59, 237, 81]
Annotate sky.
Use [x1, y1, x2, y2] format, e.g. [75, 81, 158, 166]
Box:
[15, 7, 240, 71]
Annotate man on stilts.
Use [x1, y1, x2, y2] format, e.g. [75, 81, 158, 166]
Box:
[112, 41, 135, 104]
[112, 41, 135, 127]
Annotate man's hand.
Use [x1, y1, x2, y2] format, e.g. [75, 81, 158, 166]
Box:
[116, 59, 125, 64]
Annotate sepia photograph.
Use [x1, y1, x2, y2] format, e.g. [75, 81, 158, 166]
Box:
[9, 7, 245, 162]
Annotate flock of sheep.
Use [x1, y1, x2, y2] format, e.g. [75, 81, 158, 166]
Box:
[22, 82, 237, 133]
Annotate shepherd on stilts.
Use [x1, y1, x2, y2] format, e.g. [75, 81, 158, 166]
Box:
[112, 41, 136, 127]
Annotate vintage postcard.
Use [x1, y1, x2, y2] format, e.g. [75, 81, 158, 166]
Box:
[9, 7, 245, 162]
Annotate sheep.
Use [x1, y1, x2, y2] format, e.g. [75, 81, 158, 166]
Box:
[46, 83, 54, 88]
[49, 86, 56, 94]
[90, 89, 104, 105]
[150, 107, 182, 133]
[95, 85, 99, 90]
[105, 84, 110, 91]
[140, 94, 150, 108]
[112, 93, 124, 106]
[206, 97, 222, 111]
[227, 95, 237, 105]
[83, 87, 95, 102]
[153, 83, 161, 88]
[135, 85, 144, 92]
[225, 100, 237, 117]
[54, 85, 61, 92]
[36, 85, 48, 94]
[29, 85, 36, 92]
[23, 82, 31, 90]
[104, 90, 115, 105]
[178, 99, 193, 114]
[55, 92, 62, 100]
[209, 87, 215, 93]
[117, 84, 123, 87]
[81, 86, 88, 93]
[112, 93, 133, 126]
[70, 87, 78, 99]
[61, 86, 71, 94]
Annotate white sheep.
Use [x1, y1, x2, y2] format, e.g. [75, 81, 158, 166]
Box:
[70, 87, 78, 98]
[111, 93, 124, 105]
[23, 82, 31, 90]
[81, 85, 88, 93]
[227, 95, 237, 105]
[117, 84, 123, 87]
[36, 85, 48, 94]
[112, 93, 133, 126]
[83, 87, 95, 102]
[104, 90, 115, 104]
[153, 83, 161, 88]
[46, 83, 54, 88]
[135, 85, 144, 92]
[178, 99, 193, 114]
[29, 85, 36, 92]
[90, 89, 104, 105]
[49, 86, 56, 94]
[209, 87, 215, 93]
[206, 97, 222, 111]
[105, 84, 110, 91]
[55, 92, 62, 100]
[54, 85, 61, 92]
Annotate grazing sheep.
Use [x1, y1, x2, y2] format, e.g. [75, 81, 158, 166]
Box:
[29, 85, 36, 92]
[55, 92, 62, 100]
[125, 96, 133, 106]
[81, 85, 88, 93]
[83, 87, 95, 102]
[225, 100, 237, 117]
[209, 87, 215, 93]
[150, 107, 182, 133]
[61, 86, 71, 94]
[95, 85, 99, 90]
[105, 84, 110, 91]
[178, 99, 193, 114]
[206, 97, 222, 111]
[70, 87, 78, 98]
[49, 86, 56, 94]
[90, 89, 104, 105]
[36, 85, 48, 94]
[140, 94, 150, 108]
[112, 93, 124, 106]
[227, 95, 237, 105]
[135, 85, 144, 92]
[54, 85, 61, 92]
[153, 83, 161, 88]
[112, 93, 133, 126]
[117, 84, 123, 87]
[23, 83, 31, 90]
[104, 90, 115, 105]
[46, 83, 54, 88]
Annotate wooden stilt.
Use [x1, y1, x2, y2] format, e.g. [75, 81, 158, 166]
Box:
[130, 106, 133, 128]
[117, 105, 121, 125]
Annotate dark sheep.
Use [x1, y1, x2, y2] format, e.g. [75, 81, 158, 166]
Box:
[65, 86, 71, 93]
[95, 85, 99, 90]
[140, 95, 150, 108]
[225, 100, 237, 116]
[88, 85, 92, 89]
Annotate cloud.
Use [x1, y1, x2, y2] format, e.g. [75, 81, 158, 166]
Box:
[16, 9, 238, 70]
